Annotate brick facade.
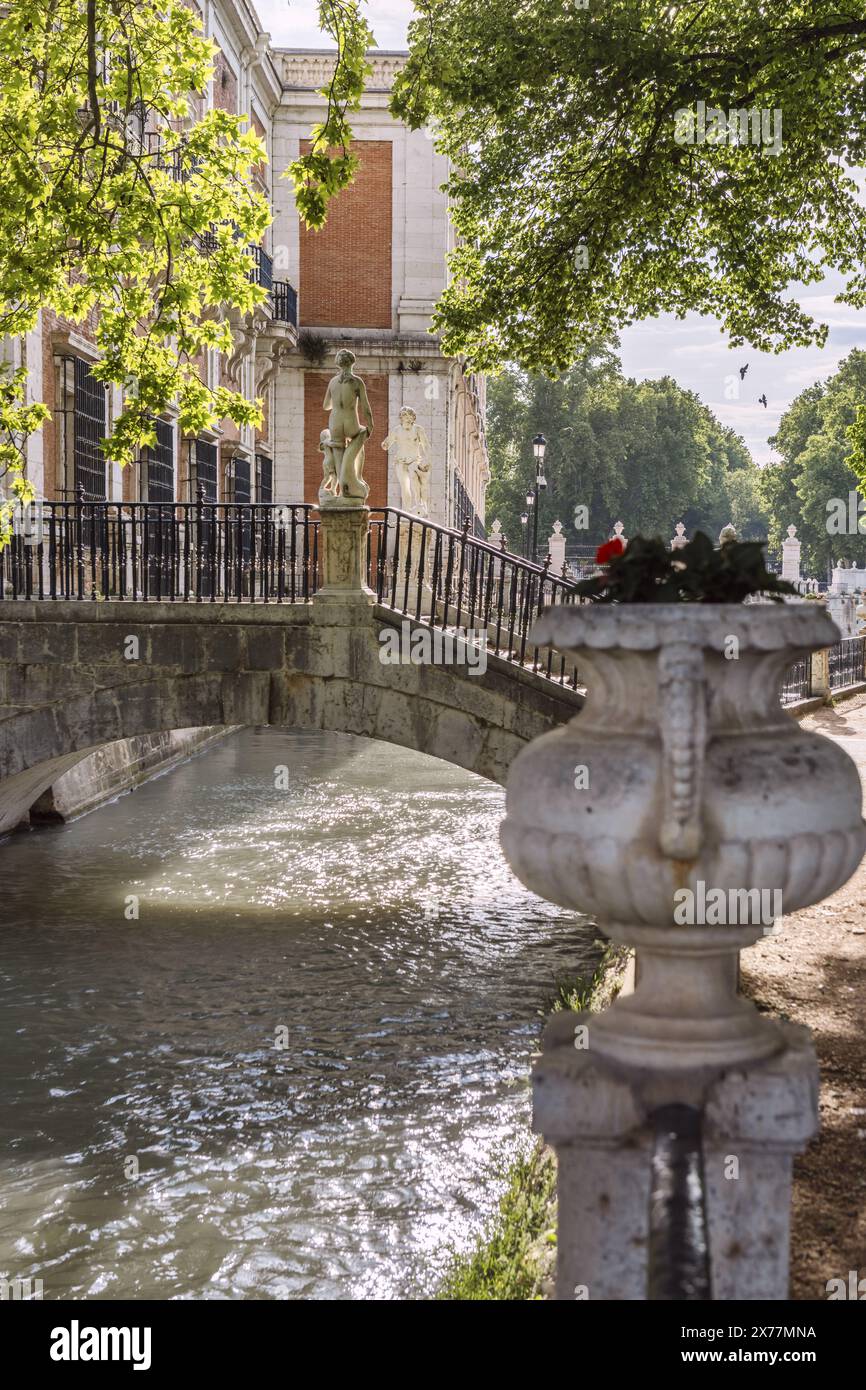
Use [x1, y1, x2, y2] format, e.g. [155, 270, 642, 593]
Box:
[303, 371, 389, 507]
[213, 50, 237, 114]
[298, 141, 393, 330]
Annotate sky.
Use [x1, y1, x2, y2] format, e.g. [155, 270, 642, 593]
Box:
[255, 0, 866, 465]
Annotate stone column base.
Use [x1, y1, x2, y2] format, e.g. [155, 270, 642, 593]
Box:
[313, 503, 375, 609]
[534, 1011, 818, 1300]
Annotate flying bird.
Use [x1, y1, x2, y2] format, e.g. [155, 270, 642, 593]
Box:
[739, 364, 749, 380]
[759, 394, 768, 408]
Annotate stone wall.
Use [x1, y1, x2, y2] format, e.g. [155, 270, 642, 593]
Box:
[28, 727, 232, 826]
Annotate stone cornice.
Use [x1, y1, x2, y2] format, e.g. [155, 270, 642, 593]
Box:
[276, 49, 407, 93]
[50, 329, 99, 364]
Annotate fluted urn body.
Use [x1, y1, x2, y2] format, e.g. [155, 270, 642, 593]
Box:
[501, 603, 866, 1068]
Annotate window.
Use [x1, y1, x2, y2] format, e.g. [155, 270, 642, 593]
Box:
[255, 454, 273, 503]
[230, 453, 251, 503]
[56, 356, 108, 499]
[189, 437, 218, 500]
[142, 419, 175, 502]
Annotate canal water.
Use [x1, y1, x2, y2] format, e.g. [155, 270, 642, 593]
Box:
[0, 728, 597, 1300]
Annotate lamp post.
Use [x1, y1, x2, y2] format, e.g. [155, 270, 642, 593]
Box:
[520, 511, 529, 558]
[531, 433, 547, 564]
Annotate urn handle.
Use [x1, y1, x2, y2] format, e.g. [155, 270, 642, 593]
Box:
[657, 643, 706, 860]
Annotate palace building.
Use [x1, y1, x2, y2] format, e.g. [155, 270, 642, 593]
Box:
[8, 7, 488, 534]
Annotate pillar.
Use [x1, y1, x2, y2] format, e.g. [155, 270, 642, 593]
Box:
[313, 503, 374, 609]
[535, 1013, 817, 1300]
[781, 524, 802, 586]
[547, 520, 567, 576]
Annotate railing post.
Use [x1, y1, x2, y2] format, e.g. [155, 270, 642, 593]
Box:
[195, 482, 205, 602]
[810, 646, 830, 699]
[75, 483, 85, 600]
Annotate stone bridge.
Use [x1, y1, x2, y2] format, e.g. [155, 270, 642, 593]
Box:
[0, 502, 586, 833]
[0, 596, 582, 836]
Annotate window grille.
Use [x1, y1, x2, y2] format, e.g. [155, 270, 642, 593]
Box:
[143, 418, 175, 502]
[230, 453, 251, 503]
[189, 437, 218, 500]
[56, 356, 108, 499]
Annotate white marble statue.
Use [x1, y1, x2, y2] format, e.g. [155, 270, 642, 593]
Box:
[321, 349, 372, 505]
[382, 406, 430, 515]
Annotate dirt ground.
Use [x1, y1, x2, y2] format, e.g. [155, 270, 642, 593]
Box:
[740, 693, 866, 1301]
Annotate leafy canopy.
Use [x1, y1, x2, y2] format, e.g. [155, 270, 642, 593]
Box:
[305, 0, 866, 374]
[0, 0, 270, 527]
[286, 1, 376, 227]
[759, 348, 866, 574]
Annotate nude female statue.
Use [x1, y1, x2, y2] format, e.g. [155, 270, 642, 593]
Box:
[381, 406, 431, 515]
[322, 349, 373, 502]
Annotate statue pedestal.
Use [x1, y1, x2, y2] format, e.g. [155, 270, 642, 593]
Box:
[313, 504, 375, 611]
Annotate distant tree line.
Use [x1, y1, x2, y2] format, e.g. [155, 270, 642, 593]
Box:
[485, 343, 767, 559]
[759, 349, 866, 579]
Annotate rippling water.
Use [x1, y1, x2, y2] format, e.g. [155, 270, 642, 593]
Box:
[0, 728, 597, 1300]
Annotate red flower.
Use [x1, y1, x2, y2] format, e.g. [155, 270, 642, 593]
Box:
[596, 537, 625, 564]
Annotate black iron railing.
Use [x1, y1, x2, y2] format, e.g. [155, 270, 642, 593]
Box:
[781, 657, 811, 704]
[272, 280, 298, 326]
[781, 636, 866, 704]
[249, 245, 273, 292]
[1, 493, 320, 603]
[829, 636, 866, 690]
[368, 508, 583, 689]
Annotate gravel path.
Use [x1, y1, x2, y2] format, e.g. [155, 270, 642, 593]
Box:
[740, 693, 866, 1300]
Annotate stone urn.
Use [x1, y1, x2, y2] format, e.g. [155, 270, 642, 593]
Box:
[501, 603, 866, 1071]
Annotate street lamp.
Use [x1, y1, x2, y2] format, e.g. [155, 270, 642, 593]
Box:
[520, 511, 529, 558]
[530, 433, 547, 563]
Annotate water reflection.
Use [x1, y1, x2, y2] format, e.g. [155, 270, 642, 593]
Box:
[0, 728, 597, 1299]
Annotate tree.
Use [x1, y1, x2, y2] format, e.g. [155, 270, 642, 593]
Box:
[485, 348, 764, 555]
[0, 0, 270, 538]
[348, 1, 866, 374]
[759, 349, 866, 576]
[288, 1, 376, 227]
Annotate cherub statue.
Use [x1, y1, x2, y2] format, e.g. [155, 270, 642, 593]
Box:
[318, 429, 339, 505]
[382, 406, 430, 515]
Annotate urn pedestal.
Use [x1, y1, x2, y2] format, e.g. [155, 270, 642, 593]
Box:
[501, 603, 866, 1298]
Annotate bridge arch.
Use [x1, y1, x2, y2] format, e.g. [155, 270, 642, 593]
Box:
[0, 601, 581, 835]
